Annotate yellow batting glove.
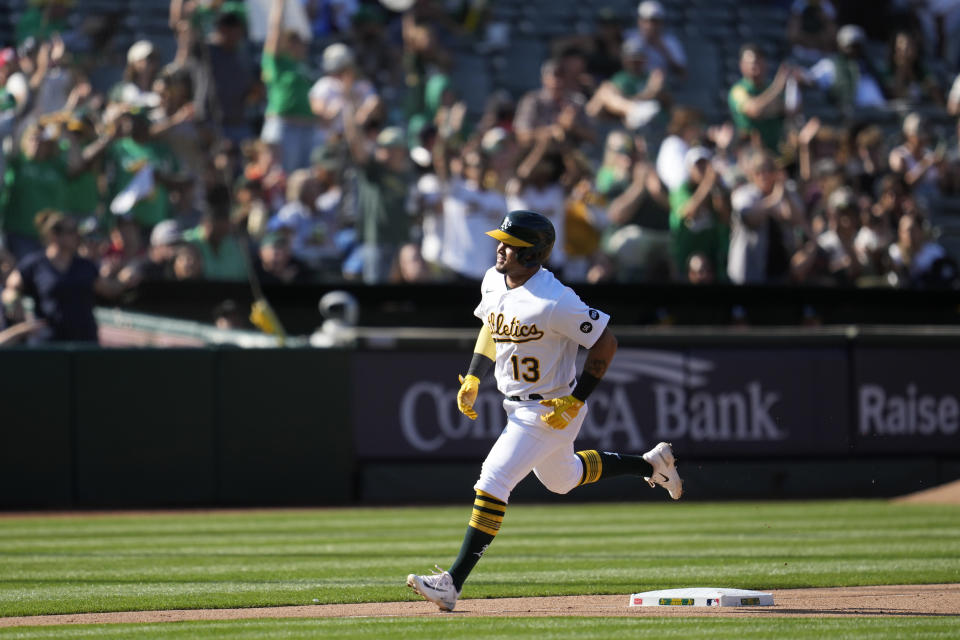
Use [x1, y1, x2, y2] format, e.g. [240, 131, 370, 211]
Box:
[457, 374, 480, 420]
[539, 395, 584, 430]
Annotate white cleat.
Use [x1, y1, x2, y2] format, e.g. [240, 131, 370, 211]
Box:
[406, 565, 461, 611]
[643, 441, 683, 500]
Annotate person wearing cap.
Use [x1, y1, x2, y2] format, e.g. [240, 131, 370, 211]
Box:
[807, 24, 887, 110]
[623, 1, 686, 78]
[109, 40, 160, 109]
[668, 147, 730, 279]
[728, 43, 796, 152]
[308, 43, 381, 147]
[586, 38, 665, 130]
[261, 0, 317, 173]
[342, 93, 412, 282]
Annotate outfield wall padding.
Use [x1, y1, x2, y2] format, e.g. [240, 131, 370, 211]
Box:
[0, 350, 73, 508]
[1, 335, 959, 508]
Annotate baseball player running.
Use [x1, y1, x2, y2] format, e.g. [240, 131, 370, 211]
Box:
[407, 210, 682, 611]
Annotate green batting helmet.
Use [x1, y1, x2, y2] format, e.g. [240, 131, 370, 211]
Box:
[486, 210, 555, 267]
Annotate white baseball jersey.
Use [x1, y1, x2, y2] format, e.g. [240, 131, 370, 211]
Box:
[473, 266, 610, 399]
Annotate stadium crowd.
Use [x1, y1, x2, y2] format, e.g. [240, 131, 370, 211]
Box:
[2, 0, 960, 339]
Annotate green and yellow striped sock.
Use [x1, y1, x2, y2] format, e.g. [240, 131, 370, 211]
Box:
[448, 490, 506, 591]
[575, 450, 654, 486]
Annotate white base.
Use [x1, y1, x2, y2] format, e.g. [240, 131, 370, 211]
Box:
[629, 587, 774, 607]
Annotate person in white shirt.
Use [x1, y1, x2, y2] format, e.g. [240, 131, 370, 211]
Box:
[308, 43, 381, 148]
[405, 210, 682, 612]
[624, 1, 686, 78]
[439, 149, 508, 281]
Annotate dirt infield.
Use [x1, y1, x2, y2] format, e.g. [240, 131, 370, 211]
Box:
[893, 479, 960, 505]
[2, 584, 958, 627]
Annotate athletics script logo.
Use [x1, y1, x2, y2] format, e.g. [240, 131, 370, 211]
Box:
[487, 312, 544, 343]
[397, 348, 788, 453]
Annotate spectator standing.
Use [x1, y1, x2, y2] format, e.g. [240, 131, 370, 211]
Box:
[109, 40, 161, 109]
[261, 0, 317, 173]
[625, 1, 686, 79]
[668, 147, 730, 280]
[1, 123, 69, 258]
[728, 151, 806, 284]
[436, 146, 507, 282]
[309, 43, 381, 148]
[728, 44, 792, 152]
[2, 210, 134, 343]
[344, 87, 413, 282]
[106, 108, 182, 230]
[203, 6, 257, 145]
[151, 67, 204, 200]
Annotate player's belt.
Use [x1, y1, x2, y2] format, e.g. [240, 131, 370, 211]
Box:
[506, 393, 544, 402]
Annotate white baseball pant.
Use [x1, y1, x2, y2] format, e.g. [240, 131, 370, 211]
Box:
[473, 398, 588, 503]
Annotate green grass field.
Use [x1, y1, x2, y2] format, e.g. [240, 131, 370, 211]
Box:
[0, 501, 958, 638]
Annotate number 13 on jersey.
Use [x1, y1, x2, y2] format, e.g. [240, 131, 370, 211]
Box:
[509, 355, 540, 382]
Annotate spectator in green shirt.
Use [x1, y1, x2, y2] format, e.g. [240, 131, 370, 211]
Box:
[1, 123, 68, 258]
[344, 91, 412, 283]
[15, 0, 71, 45]
[182, 186, 249, 282]
[668, 147, 730, 280]
[586, 39, 665, 131]
[728, 43, 793, 152]
[260, 0, 317, 173]
[105, 110, 182, 230]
